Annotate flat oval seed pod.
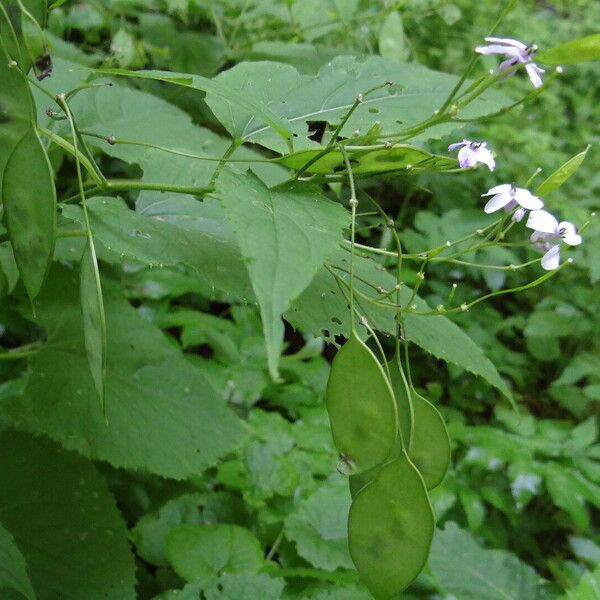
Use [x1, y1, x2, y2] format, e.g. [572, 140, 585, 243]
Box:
[349, 434, 404, 499]
[387, 354, 413, 449]
[348, 454, 434, 599]
[410, 391, 451, 489]
[3, 127, 56, 301]
[325, 332, 397, 474]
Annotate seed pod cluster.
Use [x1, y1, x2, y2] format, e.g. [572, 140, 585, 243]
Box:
[325, 334, 451, 599]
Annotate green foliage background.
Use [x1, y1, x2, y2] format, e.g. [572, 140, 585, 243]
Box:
[0, 0, 598, 599]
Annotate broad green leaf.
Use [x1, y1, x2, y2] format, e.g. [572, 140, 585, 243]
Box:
[80, 239, 106, 409]
[205, 56, 506, 153]
[0, 522, 35, 600]
[0, 431, 136, 600]
[166, 523, 263, 584]
[379, 11, 408, 62]
[35, 59, 286, 194]
[215, 169, 347, 378]
[545, 465, 590, 531]
[429, 523, 547, 600]
[88, 66, 293, 144]
[131, 494, 204, 567]
[535, 146, 590, 196]
[561, 566, 600, 600]
[2, 127, 56, 301]
[284, 477, 353, 571]
[287, 249, 513, 402]
[203, 573, 285, 600]
[276, 144, 457, 176]
[6, 266, 245, 479]
[62, 197, 254, 301]
[538, 34, 600, 64]
[348, 455, 434, 599]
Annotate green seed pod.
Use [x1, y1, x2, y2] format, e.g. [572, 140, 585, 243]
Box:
[348, 454, 435, 599]
[348, 433, 403, 498]
[325, 333, 397, 474]
[388, 353, 451, 489]
[410, 390, 451, 489]
[387, 354, 414, 449]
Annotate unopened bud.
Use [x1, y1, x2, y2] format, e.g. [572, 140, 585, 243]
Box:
[555, 66, 563, 74]
[436, 304, 445, 312]
[460, 303, 469, 312]
[417, 272, 425, 280]
[349, 198, 358, 208]
[357, 93, 364, 103]
[107, 135, 116, 145]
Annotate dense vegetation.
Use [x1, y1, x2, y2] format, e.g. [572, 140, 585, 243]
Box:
[0, 1, 598, 599]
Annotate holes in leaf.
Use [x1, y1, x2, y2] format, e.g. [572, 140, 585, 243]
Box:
[307, 120, 327, 143]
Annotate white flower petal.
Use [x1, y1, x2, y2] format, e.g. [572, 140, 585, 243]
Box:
[484, 36, 528, 50]
[513, 188, 543, 210]
[482, 183, 512, 196]
[563, 233, 582, 246]
[526, 209, 559, 234]
[541, 245, 560, 270]
[458, 146, 477, 168]
[525, 62, 544, 88]
[448, 141, 465, 151]
[484, 193, 512, 213]
[476, 44, 522, 57]
[473, 146, 496, 171]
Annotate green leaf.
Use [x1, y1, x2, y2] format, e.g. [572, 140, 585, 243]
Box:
[2, 127, 56, 302]
[0, 522, 36, 600]
[88, 66, 293, 144]
[0, 431, 136, 599]
[131, 493, 205, 567]
[80, 239, 106, 409]
[538, 34, 600, 64]
[378, 11, 409, 62]
[203, 573, 285, 600]
[6, 266, 246, 479]
[285, 477, 354, 571]
[166, 524, 263, 584]
[62, 197, 254, 301]
[536, 146, 590, 196]
[215, 169, 347, 378]
[561, 567, 600, 600]
[276, 144, 457, 176]
[545, 465, 590, 531]
[287, 250, 513, 402]
[205, 56, 506, 153]
[429, 523, 547, 600]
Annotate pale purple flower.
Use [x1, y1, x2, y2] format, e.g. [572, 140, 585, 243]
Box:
[513, 207, 527, 222]
[448, 139, 495, 171]
[526, 209, 582, 270]
[475, 36, 545, 88]
[481, 184, 543, 215]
